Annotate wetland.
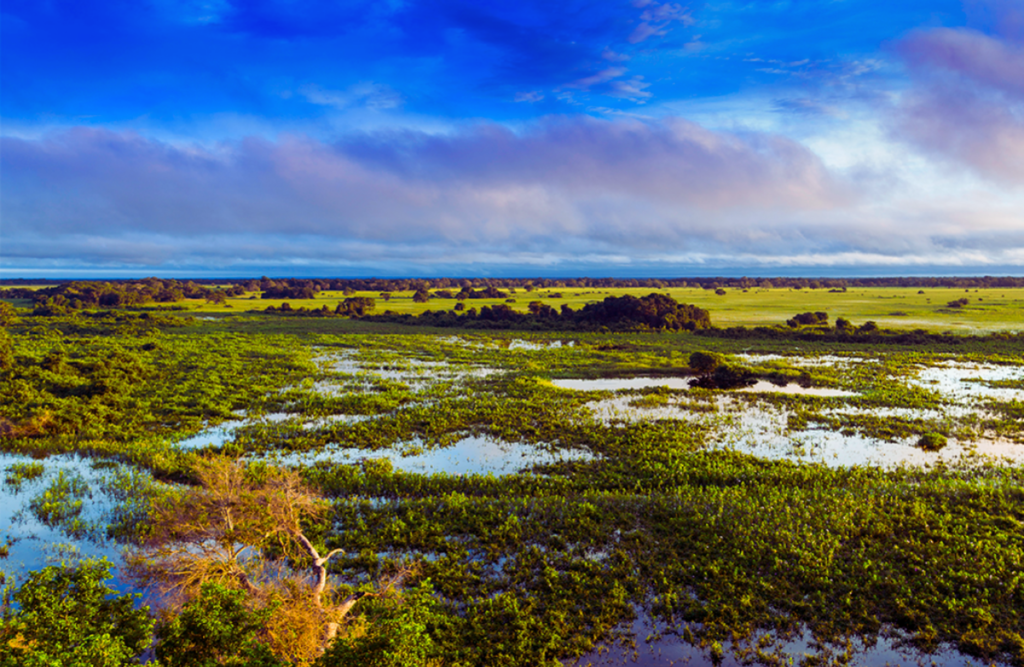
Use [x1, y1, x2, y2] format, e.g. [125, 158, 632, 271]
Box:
[0, 284, 1022, 666]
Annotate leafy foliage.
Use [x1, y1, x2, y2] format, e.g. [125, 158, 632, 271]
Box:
[156, 583, 284, 667]
[0, 560, 153, 667]
[316, 581, 444, 667]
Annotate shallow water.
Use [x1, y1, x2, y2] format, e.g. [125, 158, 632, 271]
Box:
[552, 376, 854, 397]
[174, 419, 245, 449]
[587, 396, 1023, 467]
[733, 353, 860, 368]
[737, 380, 855, 397]
[256, 434, 595, 476]
[175, 414, 371, 451]
[440, 336, 574, 351]
[571, 614, 991, 667]
[910, 361, 1024, 403]
[315, 351, 497, 393]
[553, 377, 697, 391]
[0, 452, 154, 592]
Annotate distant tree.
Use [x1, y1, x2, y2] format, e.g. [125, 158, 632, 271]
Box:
[787, 312, 828, 327]
[0, 302, 17, 327]
[336, 297, 376, 317]
[412, 290, 430, 303]
[206, 290, 228, 305]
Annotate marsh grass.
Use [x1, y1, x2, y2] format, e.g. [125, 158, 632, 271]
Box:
[1, 310, 1022, 665]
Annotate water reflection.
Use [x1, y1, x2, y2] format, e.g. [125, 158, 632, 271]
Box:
[571, 613, 989, 667]
[551, 377, 854, 397]
[0, 452, 157, 592]
[586, 396, 1023, 467]
[257, 435, 595, 476]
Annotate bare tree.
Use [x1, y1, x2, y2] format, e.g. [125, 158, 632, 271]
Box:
[129, 458, 409, 662]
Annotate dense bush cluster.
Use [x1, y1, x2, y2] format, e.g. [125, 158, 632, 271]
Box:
[364, 293, 712, 332]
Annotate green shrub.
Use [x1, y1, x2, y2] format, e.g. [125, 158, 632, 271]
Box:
[0, 559, 153, 666]
[916, 432, 948, 451]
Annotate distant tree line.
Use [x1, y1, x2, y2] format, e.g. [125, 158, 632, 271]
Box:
[697, 323, 1023, 347]
[232, 274, 1024, 291]
[6, 275, 1024, 309]
[0, 279, 239, 314]
[264, 297, 376, 317]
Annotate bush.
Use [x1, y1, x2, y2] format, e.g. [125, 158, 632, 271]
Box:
[917, 432, 948, 451]
[0, 559, 153, 666]
[689, 351, 723, 375]
[156, 583, 283, 667]
[317, 582, 444, 667]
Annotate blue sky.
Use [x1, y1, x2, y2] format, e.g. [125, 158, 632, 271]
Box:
[3, 0, 1023, 277]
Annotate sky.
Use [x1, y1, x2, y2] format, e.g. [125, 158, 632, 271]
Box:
[2, 0, 1023, 278]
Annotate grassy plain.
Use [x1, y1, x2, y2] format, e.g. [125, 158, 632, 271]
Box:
[181, 286, 1024, 333]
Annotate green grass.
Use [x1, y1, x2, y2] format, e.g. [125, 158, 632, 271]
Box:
[168, 286, 1024, 333]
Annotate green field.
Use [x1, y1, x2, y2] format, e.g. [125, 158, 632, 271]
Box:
[179, 285, 1024, 333]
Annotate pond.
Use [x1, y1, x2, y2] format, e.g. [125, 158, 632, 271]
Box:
[551, 376, 855, 397]
[586, 394, 1024, 467]
[0, 452, 162, 593]
[571, 612, 992, 667]
[256, 434, 595, 476]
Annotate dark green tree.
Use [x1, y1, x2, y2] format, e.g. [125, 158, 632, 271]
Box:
[689, 351, 722, 376]
[155, 583, 283, 667]
[316, 582, 443, 667]
[0, 559, 153, 667]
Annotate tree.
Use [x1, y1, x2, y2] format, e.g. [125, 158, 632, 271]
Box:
[689, 351, 722, 376]
[131, 459, 411, 663]
[156, 583, 284, 667]
[317, 581, 443, 667]
[412, 290, 430, 303]
[0, 302, 17, 327]
[0, 559, 154, 666]
[786, 312, 828, 327]
[206, 291, 229, 305]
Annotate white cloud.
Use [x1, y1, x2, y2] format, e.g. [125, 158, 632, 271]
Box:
[514, 91, 544, 103]
[299, 82, 404, 111]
